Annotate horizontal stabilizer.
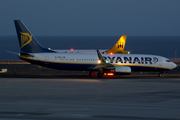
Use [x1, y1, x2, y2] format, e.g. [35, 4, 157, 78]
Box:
[5, 50, 19, 55]
[20, 52, 34, 57]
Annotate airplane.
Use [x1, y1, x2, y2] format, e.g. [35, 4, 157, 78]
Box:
[14, 20, 177, 78]
[53, 35, 130, 54]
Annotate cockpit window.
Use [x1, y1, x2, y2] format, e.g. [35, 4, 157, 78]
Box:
[166, 60, 171, 62]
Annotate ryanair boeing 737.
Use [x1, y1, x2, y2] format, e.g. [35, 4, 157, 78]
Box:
[14, 20, 177, 77]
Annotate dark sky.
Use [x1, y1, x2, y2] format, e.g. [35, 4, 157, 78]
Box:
[1, 0, 180, 36]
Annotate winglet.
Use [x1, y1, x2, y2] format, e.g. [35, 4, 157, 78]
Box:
[97, 50, 105, 64]
[96, 50, 114, 69]
[105, 35, 128, 54]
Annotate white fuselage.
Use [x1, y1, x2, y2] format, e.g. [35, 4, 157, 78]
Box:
[19, 52, 177, 71]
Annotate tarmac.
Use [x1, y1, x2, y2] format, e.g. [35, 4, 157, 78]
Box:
[1, 63, 180, 119]
[0, 77, 180, 120]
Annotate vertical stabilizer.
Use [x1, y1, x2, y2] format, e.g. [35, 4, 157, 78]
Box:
[105, 35, 128, 54]
[14, 20, 55, 53]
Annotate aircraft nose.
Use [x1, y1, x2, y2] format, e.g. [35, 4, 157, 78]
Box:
[171, 62, 177, 69]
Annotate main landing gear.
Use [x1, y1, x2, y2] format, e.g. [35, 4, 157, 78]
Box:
[89, 70, 114, 78]
[89, 71, 103, 78]
[89, 71, 96, 76]
[97, 71, 104, 78]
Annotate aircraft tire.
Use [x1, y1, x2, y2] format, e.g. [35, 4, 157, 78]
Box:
[158, 73, 162, 77]
[98, 72, 103, 78]
[89, 71, 95, 76]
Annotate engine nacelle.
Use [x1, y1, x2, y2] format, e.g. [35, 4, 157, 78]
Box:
[114, 66, 131, 75]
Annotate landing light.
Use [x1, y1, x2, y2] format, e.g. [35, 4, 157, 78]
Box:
[98, 60, 101, 63]
[106, 73, 114, 76]
[128, 52, 130, 54]
[107, 73, 114, 76]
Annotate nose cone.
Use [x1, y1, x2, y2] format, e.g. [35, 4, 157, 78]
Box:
[171, 62, 177, 69]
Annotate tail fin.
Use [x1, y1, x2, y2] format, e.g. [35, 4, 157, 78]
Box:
[105, 35, 128, 54]
[14, 20, 55, 53]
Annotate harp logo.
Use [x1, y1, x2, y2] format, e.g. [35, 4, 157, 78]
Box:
[20, 32, 32, 48]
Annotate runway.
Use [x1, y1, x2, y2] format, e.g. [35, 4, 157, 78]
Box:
[0, 78, 180, 120]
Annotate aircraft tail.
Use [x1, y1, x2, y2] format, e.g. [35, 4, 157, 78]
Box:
[105, 35, 129, 54]
[14, 20, 55, 53]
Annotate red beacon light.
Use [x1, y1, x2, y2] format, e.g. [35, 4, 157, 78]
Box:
[110, 52, 113, 55]
[71, 48, 74, 51]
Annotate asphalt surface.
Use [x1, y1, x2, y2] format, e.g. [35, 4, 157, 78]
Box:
[1, 63, 180, 119]
[0, 77, 180, 120]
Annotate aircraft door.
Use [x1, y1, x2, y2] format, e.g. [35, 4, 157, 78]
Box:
[45, 56, 49, 64]
[159, 58, 163, 66]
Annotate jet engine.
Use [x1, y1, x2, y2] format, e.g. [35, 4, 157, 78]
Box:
[114, 66, 131, 75]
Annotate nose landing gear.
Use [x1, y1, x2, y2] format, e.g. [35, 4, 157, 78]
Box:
[158, 71, 167, 77]
[158, 73, 162, 77]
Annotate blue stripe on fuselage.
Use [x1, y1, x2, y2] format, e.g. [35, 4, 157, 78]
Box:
[20, 57, 97, 70]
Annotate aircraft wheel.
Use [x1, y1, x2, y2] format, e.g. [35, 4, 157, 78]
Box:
[89, 71, 95, 76]
[98, 72, 103, 78]
[158, 73, 162, 77]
